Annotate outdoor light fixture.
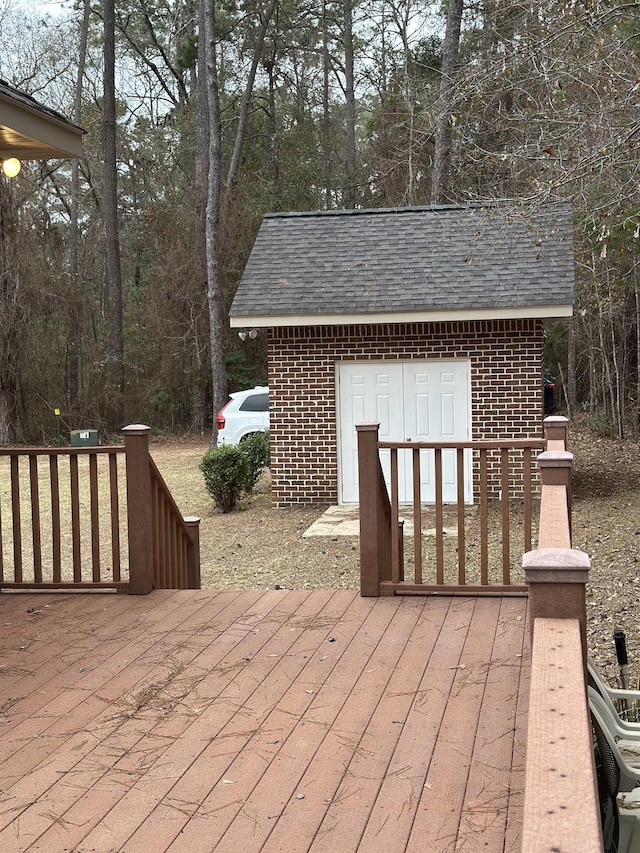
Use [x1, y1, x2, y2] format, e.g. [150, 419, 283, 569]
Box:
[248, 329, 258, 339]
[238, 329, 258, 341]
[238, 331, 247, 341]
[1, 158, 21, 178]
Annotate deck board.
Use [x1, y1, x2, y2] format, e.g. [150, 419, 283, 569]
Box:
[0, 589, 529, 852]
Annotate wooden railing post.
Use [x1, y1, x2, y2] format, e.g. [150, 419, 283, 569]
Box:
[543, 414, 570, 445]
[524, 548, 591, 668]
[122, 424, 154, 595]
[537, 449, 573, 538]
[357, 422, 381, 597]
[184, 516, 201, 589]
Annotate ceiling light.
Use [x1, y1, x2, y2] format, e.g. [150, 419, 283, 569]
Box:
[2, 158, 21, 178]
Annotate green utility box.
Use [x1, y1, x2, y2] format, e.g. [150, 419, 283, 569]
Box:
[70, 429, 99, 447]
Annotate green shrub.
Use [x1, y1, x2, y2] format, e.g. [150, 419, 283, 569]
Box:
[240, 430, 270, 493]
[199, 445, 249, 513]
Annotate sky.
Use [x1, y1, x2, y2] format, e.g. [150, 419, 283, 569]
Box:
[22, 0, 67, 15]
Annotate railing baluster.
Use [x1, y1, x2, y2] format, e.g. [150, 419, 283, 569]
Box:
[155, 484, 162, 586]
[177, 524, 184, 588]
[174, 509, 179, 587]
[390, 447, 399, 583]
[160, 491, 168, 587]
[29, 456, 42, 583]
[480, 449, 488, 585]
[167, 494, 173, 586]
[412, 447, 422, 584]
[151, 476, 159, 586]
[89, 453, 100, 582]
[435, 448, 444, 584]
[11, 455, 22, 582]
[171, 514, 178, 587]
[501, 448, 510, 584]
[0, 477, 4, 582]
[172, 502, 177, 587]
[167, 513, 173, 587]
[174, 522, 180, 588]
[50, 455, 61, 583]
[524, 446, 532, 553]
[456, 448, 465, 585]
[182, 533, 188, 587]
[185, 518, 201, 589]
[70, 455, 81, 582]
[109, 453, 121, 582]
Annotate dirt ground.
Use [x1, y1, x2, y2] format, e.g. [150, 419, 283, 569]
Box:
[569, 425, 640, 685]
[150, 422, 640, 688]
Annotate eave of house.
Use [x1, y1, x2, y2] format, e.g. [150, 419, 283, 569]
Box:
[229, 303, 574, 328]
[0, 92, 84, 159]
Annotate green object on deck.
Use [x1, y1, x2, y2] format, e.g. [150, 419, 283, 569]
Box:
[70, 429, 99, 447]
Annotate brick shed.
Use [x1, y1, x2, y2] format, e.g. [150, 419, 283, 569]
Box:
[229, 205, 574, 507]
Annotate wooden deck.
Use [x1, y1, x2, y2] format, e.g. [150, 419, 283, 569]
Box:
[0, 589, 529, 852]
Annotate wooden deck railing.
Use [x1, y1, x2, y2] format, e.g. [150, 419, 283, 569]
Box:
[357, 422, 544, 596]
[522, 416, 602, 851]
[0, 424, 200, 593]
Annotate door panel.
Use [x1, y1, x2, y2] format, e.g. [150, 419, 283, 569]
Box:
[339, 364, 404, 503]
[402, 361, 471, 503]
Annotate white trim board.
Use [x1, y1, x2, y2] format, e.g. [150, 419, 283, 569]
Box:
[230, 304, 573, 328]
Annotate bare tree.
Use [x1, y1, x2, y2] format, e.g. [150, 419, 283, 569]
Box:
[0, 176, 19, 443]
[222, 0, 278, 214]
[69, 0, 91, 411]
[192, 0, 210, 433]
[431, 0, 463, 203]
[202, 0, 227, 445]
[343, 0, 357, 208]
[103, 0, 124, 430]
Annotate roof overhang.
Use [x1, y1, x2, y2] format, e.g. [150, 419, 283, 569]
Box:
[0, 90, 84, 159]
[230, 304, 574, 328]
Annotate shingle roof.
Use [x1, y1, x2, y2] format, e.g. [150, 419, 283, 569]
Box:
[0, 80, 81, 130]
[0, 79, 84, 159]
[230, 204, 574, 324]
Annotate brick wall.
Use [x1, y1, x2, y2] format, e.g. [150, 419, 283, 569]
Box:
[267, 319, 545, 506]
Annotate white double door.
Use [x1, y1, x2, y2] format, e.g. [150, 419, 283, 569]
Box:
[337, 360, 472, 504]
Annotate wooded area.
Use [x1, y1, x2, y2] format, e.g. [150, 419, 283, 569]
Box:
[0, 0, 638, 443]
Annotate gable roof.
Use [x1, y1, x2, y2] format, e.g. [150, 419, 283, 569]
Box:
[229, 204, 574, 328]
[0, 79, 84, 160]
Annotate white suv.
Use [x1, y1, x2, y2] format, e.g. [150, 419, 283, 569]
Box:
[216, 386, 269, 445]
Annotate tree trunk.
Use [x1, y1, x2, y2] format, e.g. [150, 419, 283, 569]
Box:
[567, 316, 577, 421]
[397, 7, 415, 205]
[69, 0, 91, 412]
[203, 0, 227, 446]
[192, 0, 210, 434]
[222, 0, 277, 215]
[608, 280, 623, 438]
[0, 385, 11, 445]
[0, 170, 19, 443]
[103, 0, 124, 431]
[343, 0, 357, 209]
[431, 0, 464, 204]
[635, 281, 640, 431]
[266, 57, 281, 208]
[322, 0, 332, 208]
[596, 280, 616, 428]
